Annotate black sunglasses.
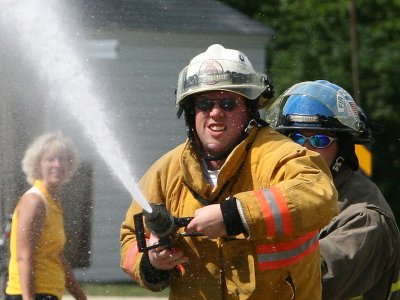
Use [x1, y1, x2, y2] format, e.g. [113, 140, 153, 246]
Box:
[288, 132, 338, 149]
[195, 98, 237, 112]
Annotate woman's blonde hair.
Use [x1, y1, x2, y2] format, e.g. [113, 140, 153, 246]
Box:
[22, 131, 79, 185]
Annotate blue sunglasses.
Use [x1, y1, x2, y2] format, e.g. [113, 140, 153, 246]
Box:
[288, 132, 338, 149]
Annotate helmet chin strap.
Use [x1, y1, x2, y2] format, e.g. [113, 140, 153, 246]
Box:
[332, 156, 345, 173]
[199, 119, 259, 162]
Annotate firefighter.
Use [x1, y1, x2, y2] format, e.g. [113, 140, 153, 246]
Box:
[120, 45, 338, 299]
[265, 80, 400, 299]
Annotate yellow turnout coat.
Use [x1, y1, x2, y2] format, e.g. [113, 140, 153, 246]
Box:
[121, 126, 338, 299]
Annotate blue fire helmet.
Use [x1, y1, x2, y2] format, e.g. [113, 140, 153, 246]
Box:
[265, 80, 372, 144]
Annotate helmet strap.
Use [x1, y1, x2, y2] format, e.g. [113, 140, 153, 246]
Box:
[260, 75, 275, 99]
[332, 156, 345, 173]
[177, 106, 184, 118]
[337, 137, 359, 171]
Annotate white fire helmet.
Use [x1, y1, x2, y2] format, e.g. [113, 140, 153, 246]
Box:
[176, 44, 272, 108]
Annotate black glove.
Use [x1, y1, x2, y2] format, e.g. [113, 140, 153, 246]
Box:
[220, 197, 246, 236]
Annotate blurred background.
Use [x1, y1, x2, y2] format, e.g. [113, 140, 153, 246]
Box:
[0, 0, 399, 297]
[220, 0, 400, 224]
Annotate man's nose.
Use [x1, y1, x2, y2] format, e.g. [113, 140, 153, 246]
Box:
[209, 104, 225, 116]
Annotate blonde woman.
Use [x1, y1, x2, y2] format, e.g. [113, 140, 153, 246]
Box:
[5, 132, 86, 300]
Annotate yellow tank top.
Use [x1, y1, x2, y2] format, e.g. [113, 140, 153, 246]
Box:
[6, 180, 66, 298]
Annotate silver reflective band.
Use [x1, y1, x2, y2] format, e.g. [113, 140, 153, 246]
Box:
[184, 72, 259, 89]
[287, 115, 321, 123]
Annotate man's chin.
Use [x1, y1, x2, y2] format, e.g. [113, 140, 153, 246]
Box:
[204, 147, 227, 158]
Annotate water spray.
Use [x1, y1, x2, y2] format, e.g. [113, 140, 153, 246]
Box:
[0, 0, 152, 213]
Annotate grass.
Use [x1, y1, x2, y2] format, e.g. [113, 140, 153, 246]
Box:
[79, 282, 169, 297]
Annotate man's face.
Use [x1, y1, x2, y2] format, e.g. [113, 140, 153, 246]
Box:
[194, 91, 249, 157]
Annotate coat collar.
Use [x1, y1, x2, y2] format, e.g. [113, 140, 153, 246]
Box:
[180, 126, 259, 201]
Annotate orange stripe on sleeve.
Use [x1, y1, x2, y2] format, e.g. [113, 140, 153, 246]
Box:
[271, 186, 293, 236]
[123, 242, 140, 280]
[254, 189, 276, 237]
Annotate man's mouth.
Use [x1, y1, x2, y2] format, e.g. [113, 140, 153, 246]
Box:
[209, 125, 226, 132]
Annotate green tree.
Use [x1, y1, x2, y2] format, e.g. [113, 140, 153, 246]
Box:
[222, 0, 400, 221]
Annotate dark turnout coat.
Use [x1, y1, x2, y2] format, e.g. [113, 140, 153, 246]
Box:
[320, 167, 400, 299]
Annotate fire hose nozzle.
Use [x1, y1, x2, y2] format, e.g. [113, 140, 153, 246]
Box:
[134, 203, 194, 252]
[143, 203, 175, 238]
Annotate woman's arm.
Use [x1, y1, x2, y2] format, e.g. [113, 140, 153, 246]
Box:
[62, 253, 87, 300]
[16, 194, 46, 300]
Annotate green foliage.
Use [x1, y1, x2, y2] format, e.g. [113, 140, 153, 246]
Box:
[221, 0, 400, 222]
